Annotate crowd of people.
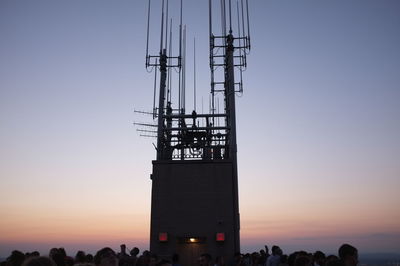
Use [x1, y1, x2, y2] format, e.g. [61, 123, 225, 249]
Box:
[1, 243, 359, 266]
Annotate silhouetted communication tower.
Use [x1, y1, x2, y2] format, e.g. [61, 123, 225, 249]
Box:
[143, 0, 251, 264]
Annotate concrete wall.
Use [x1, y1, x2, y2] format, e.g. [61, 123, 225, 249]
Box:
[150, 160, 239, 265]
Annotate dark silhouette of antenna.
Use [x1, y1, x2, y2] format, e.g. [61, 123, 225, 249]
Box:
[142, 0, 251, 161]
[193, 37, 196, 112]
[208, 0, 252, 253]
[143, 0, 252, 263]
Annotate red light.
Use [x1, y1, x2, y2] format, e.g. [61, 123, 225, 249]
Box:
[159, 232, 168, 242]
[216, 233, 225, 242]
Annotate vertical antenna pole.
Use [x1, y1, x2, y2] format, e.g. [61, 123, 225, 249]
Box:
[211, 71, 215, 116]
[239, 61, 244, 93]
[168, 19, 173, 102]
[193, 37, 196, 111]
[146, 0, 151, 67]
[241, 0, 245, 39]
[225, 26, 240, 253]
[209, 0, 212, 43]
[182, 26, 186, 113]
[237, 1, 242, 56]
[239, 0, 246, 37]
[178, 0, 183, 113]
[160, 0, 165, 53]
[209, 0, 215, 127]
[178, 64, 181, 112]
[221, 0, 227, 39]
[209, 0, 213, 70]
[156, 50, 167, 160]
[153, 59, 158, 119]
[237, 1, 243, 93]
[179, 0, 183, 65]
[228, 0, 232, 32]
[165, 0, 169, 51]
[246, 0, 251, 49]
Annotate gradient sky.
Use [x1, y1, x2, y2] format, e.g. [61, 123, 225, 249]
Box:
[1, 0, 400, 258]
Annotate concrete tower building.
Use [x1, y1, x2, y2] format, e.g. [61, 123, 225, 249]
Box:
[142, 1, 251, 264]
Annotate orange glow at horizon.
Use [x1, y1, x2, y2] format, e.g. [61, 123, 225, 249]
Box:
[0, 208, 150, 244]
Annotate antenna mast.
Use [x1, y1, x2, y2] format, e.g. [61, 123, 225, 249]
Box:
[209, 0, 251, 252]
[144, 1, 252, 262]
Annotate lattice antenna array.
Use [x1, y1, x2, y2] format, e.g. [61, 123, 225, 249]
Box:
[143, 0, 251, 162]
[209, 0, 251, 110]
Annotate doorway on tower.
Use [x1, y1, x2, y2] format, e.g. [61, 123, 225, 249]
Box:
[176, 237, 207, 266]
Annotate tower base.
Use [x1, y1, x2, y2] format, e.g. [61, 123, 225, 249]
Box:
[150, 160, 240, 265]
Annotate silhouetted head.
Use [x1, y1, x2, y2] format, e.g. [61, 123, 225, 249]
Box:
[6, 250, 25, 266]
[64, 257, 73, 266]
[49, 250, 58, 259]
[326, 259, 344, 266]
[58, 249, 66, 258]
[251, 252, 260, 264]
[325, 255, 339, 265]
[271, 246, 282, 256]
[338, 244, 358, 266]
[288, 252, 298, 266]
[31, 252, 40, 258]
[119, 245, 126, 255]
[22, 257, 56, 266]
[94, 248, 118, 266]
[75, 251, 86, 263]
[314, 251, 326, 266]
[130, 248, 139, 257]
[85, 254, 94, 263]
[294, 256, 312, 266]
[48, 249, 64, 266]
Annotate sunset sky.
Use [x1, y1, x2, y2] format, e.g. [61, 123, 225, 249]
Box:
[1, 0, 400, 258]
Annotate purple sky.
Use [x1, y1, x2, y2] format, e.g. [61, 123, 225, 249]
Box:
[1, 0, 399, 257]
